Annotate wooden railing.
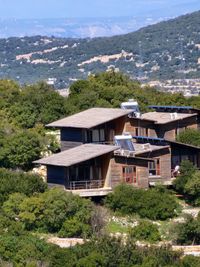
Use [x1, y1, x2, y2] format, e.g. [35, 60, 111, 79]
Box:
[68, 180, 104, 190]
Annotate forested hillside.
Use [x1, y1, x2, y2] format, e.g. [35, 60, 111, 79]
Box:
[0, 11, 200, 87]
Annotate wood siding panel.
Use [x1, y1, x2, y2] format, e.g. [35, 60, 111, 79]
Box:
[61, 141, 83, 151]
[109, 157, 149, 189]
[47, 165, 66, 185]
[138, 148, 172, 182]
[124, 119, 156, 137]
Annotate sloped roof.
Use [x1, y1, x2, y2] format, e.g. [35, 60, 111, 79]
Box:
[34, 144, 118, 167]
[141, 112, 197, 124]
[133, 143, 170, 155]
[47, 108, 132, 129]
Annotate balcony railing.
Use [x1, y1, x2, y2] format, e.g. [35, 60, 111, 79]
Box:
[68, 179, 104, 190]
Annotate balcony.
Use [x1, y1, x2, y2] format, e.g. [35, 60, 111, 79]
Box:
[66, 179, 112, 197]
[68, 179, 104, 190]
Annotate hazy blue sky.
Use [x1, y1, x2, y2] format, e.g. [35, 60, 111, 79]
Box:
[0, 0, 200, 19]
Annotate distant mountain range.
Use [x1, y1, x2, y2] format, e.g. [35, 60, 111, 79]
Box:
[0, 16, 167, 39]
[0, 11, 200, 88]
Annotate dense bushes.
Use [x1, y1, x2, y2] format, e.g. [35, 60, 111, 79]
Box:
[6, 81, 66, 128]
[173, 213, 200, 245]
[3, 188, 96, 237]
[0, 233, 54, 266]
[48, 236, 184, 267]
[1, 229, 200, 267]
[0, 130, 43, 170]
[1, 233, 200, 267]
[0, 233, 187, 267]
[105, 184, 179, 220]
[129, 220, 161, 243]
[0, 168, 47, 205]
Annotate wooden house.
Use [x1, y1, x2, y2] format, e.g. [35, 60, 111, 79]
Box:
[133, 136, 200, 178]
[34, 143, 153, 197]
[125, 111, 198, 140]
[34, 105, 200, 196]
[47, 108, 132, 151]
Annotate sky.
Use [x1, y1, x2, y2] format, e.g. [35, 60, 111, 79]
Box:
[0, 0, 200, 19]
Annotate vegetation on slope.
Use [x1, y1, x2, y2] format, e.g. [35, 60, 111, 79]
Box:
[1, 11, 200, 86]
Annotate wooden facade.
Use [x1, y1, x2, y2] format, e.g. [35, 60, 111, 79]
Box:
[125, 115, 198, 141]
[136, 147, 172, 184]
[61, 116, 127, 150]
[170, 142, 200, 169]
[46, 152, 151, 191]
[154, 116, 198, 140]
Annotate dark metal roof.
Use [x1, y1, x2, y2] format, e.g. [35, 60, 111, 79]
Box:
[149, 105, 193, 110]
[132, 136, 165, 141]
[132, 136, 168, 146]
[165, 139, 200, 150]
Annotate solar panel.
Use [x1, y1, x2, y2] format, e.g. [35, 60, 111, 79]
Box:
[114, 135, 135, 151]
[149, 105, 193, 110]
[132, 136, 167, 145]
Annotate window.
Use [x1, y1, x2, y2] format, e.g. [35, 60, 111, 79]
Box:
[149, 159, 160, 176]
[92, 129, 99, 142]
[91, 129, 105, 143]
[140, 127, 148, 137]
[122, 166, 137, 184]
[100, 129, 105, 142]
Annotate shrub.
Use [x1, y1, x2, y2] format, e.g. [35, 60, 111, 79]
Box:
[173, 161, 200, 205]
[173, 160, 197, 195]
[105, 184, 179, 220]
[0, 168, 47, 205]
[58, 217, 91, 238]
[3, 188, 95, 236]
[129, 221, 161, 243]
[174, 213, 200, 245]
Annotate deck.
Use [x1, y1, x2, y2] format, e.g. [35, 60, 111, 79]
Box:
[66, 187, 113, 197]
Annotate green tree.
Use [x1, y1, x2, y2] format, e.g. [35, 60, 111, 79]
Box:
[176, 128, 200, 147]
[173, 160, 197, 195]
[185, 171, 200, 205]
[2, 193, 26, 219]
[0, 130, 43, 170]
[0, 168, 46, 205]
[11, 188, 94, 234]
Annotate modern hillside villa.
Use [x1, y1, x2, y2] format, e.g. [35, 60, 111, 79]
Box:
[34, 101, 200, 197]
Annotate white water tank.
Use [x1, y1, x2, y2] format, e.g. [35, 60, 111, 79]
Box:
[121, 99, 141, 118]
